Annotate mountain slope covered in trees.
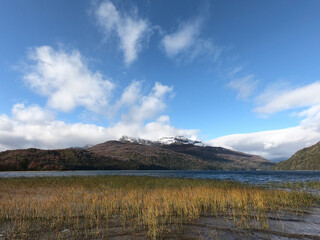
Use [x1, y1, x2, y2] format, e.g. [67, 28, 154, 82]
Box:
[275, 141, 320, 170]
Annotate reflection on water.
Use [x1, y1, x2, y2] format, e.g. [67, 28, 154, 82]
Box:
[1, 170, 320, 184]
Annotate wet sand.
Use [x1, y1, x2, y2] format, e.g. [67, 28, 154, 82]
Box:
[181, 208, 320, 240]
[105, 208, 320, 239]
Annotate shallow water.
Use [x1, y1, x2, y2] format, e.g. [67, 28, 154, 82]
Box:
[1, 170, 320, 184]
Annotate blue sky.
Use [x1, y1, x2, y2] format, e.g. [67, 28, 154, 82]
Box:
[1, 0, 320, 160]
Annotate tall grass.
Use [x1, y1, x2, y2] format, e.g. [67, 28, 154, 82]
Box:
[0, 176, 318, 239]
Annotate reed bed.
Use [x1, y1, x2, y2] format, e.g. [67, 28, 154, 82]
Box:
[0, 176, 318, 239]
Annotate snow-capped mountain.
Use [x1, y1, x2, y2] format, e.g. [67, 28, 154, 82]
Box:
[0, 136, 273, 171]
[119, 135, 205, 146]
[89, 137, 273, 170]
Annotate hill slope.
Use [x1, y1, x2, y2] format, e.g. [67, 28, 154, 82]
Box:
[275, 142, 320, 170]
[0, 148, 136, 171]
[160, 143, 271, 169]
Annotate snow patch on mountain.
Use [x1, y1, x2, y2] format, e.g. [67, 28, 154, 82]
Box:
[119, 136, 154, 145]
[119, 136, 205, 146]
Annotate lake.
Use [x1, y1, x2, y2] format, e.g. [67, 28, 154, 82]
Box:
[1, 170, 320, 184]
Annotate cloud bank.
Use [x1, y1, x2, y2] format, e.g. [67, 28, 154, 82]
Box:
[0, 104, 198, 151]
[207, 126, 320, 161]
[208, 82, 320, 160]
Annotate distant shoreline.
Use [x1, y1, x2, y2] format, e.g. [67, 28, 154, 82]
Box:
[1, 170, 320, 185]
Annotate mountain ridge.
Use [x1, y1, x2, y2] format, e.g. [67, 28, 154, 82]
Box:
[0, 136, 274, 171]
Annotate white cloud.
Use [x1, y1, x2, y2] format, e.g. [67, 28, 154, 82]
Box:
[121, 82, 174, 123]
[115, 80, 142, 108]
[24, 46, 114, 113]
[142, 116, 198, 140]
[95, 0, 149, 65]
[0, 103, 197, 151]
[207, 126, 320, 161]
[95, 0, 119, 32]
[0, 114, 12, 131]
[228, 74, 258, 99]
[110, 81, 174, 123]
[255, 81, 320, 115]
[0, 109, 110, 151]
[299, 105, 320, 131]
[117, 18, 148, 65]
[227, 66, 244, 77]
[161, 18, 220, 62]
[208, 81, 320, 160]
[162, 20, 200, 57]
[12, 103, 54, 124]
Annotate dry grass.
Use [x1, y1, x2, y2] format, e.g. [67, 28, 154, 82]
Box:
[0, 176, 318, 239]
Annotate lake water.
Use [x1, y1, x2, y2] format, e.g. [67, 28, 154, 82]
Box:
[0, 170, 320, 184]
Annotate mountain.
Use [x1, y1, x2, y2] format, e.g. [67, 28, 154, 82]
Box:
[0, 136, 274, 171]
[275, 141, 320, 170]
[88, 137, 274, 170]
[88, 141, 214, 170]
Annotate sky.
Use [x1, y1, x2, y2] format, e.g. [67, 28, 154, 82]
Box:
[1, 0, 320, 161]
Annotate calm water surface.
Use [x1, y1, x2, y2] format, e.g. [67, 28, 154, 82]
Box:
[1, 170, 320, 184]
